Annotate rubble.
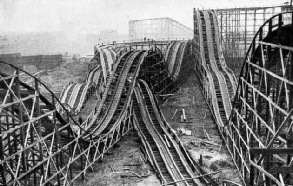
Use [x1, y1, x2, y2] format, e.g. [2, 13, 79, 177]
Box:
[161, 74, 242, 185]
[177, 127, 192, 136]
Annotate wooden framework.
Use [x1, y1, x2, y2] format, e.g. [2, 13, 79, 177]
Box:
[0, 62, 133, 186]
[194, 8, 293, 185]
[132, 79, 219, 185]
[98, 39, 178, 55]
[129, 18, 193, 40]
[208, 5, 292, 74]
[138, 41, 193, 103]
[0, 42, 193, 185]
[229, 12, 293, 185]
[99, 41, 193, 102]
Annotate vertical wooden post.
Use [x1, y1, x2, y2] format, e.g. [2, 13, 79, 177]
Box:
[244, 8, 247, 55]
[225, 10, 228, 56]
[253, 9, 256, 35]
[35, 79, 45, 181]
[16, 69, 28, 186]
[0, 118, 7, 184]
[52, 94, 61, 186]
[250, 154, 255, 185]
[81, 145, 85, 180]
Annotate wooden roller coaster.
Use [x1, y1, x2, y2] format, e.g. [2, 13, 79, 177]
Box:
[0, 9, 293, 186]
[194, 9, 293, 185]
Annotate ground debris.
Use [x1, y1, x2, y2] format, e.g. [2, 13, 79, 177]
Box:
[161, 74, 242, 185]
[177, 127, 192, 135]
[123, 163, 142, 166]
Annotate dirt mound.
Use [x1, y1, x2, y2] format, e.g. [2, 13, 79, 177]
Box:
[63, 61, 88, 79]
[37, 61, 88, 95]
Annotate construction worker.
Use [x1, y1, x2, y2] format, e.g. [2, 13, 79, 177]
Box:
[78, 115, 83, 125]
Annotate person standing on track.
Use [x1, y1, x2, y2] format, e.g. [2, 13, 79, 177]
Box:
[78, 115, 83, 125]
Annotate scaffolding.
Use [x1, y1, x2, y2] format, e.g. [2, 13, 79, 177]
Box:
[209, 5, 292, 73]
[129, 17, 193, 40]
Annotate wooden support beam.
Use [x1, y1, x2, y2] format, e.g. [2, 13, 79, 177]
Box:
[161, 171, 220, 186]
[257, 110, 293, 164]
[181, 109, 186, 122]
[171, 109, 178, 120]
[249, 160, 282, 186]
[250, 148, 293, 155]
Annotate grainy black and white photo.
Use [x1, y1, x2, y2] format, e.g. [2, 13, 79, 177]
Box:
[0, 0, 292, 185]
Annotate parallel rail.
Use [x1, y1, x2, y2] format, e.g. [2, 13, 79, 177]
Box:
[96, 46, 117, 82]
[87, 51, 145, 137]
[56, 65, 102, 114]
[0, 36, 215, 185]
[133, 80, 218, 186]
[207, 11, 236, 97]
[195, 9, 293, 185]
[197, 10, 233, 126]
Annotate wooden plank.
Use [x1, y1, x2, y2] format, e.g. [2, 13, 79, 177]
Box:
[250, 148, 293, 155]
[161, 171, 220, 186]
[250, 160, 282, 186]
[257, 41, 293, 52]
[171, 109, 178, 120]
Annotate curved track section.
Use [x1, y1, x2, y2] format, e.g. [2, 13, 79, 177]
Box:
[96, 45, 117, 82]
[56, 65, 102, 114]
[165, 41, 189, 80]
[83, 50, 146, 139]
[140, 43, 193, 101]
[133, 80, 219, 186]
[194, 10, 236, 127]
[0, 34, 208, 186]
[207, 11, 237, 96]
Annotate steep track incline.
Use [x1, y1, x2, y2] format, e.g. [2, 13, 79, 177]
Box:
[133, 80, 219, 186]
[195, 10, 293, 185]
[0, 39, 214, 186]
[85, 51, 146, 138]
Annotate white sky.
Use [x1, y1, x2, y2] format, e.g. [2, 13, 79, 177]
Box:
[0, 0, 287, 35]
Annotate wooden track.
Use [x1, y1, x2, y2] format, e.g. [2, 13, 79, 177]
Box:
[194, 10, 293, 185]
[56, 65, 102, 114]
[0, 11, 239, 184]
[1, 9, 293, 186]
[133, 80, 219, 186]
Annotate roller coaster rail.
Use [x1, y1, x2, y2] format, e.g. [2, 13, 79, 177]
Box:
[2, 9, 293, 186]
[0, 40, 200, 185]
[98, 38, 190, 46]
[0, 60, 135, 186]
[194, 9, 293, 185]
[97, 38, 190, 55]
[133, 79, 219, 186]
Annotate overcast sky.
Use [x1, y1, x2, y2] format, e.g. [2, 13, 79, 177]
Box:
[0, 0, 287, 35]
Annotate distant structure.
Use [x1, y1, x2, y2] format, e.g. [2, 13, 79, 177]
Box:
[0, 35, 15, 54]
[0, 53, 63, 71]
[129, 17, 193, 40]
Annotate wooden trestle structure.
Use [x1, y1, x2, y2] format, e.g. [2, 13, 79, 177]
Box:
[1, 7, 293, 186]
[194, 9, 293, 185]
[0, 40, 196, 185]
